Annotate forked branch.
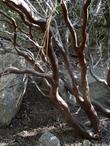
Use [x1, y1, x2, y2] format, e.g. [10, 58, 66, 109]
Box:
[1, 0, 101, 139]
[61, 0, 99, 133]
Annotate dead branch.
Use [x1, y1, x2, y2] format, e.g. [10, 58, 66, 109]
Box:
[89, 65, 108, 85]
[61, 0, 78, 49]
[0, 67, 51, 79]
[88, 48, 108, 86]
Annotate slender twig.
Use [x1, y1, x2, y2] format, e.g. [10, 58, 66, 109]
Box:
[61, 0, 78, 49]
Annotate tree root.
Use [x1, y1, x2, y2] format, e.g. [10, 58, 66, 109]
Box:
[65, 115, 99, 140]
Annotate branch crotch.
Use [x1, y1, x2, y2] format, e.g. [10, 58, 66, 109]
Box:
[50, 87, 97, 139]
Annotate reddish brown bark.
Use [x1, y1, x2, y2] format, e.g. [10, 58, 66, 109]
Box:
[47, 35, 95, 139]
[1, 0, 100, 139]
[61, 0, 99, 132]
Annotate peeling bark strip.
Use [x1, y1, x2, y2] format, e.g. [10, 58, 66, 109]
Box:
[1, 0, 100, 139]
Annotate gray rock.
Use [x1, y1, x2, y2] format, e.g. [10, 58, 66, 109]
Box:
[87, 67, 110, 100]
[0, 50, 27, 126]
[82, 140, 91, 146]
[39, 131, 61, 146]
[89, 81, 110, 100]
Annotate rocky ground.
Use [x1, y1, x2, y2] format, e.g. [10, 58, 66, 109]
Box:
[0, 81, 110, 146]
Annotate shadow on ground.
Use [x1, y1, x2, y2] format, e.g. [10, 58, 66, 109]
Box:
[0, 82, 110, 146]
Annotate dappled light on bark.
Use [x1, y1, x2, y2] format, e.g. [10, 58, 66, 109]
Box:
[0, 0, 110, 140]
